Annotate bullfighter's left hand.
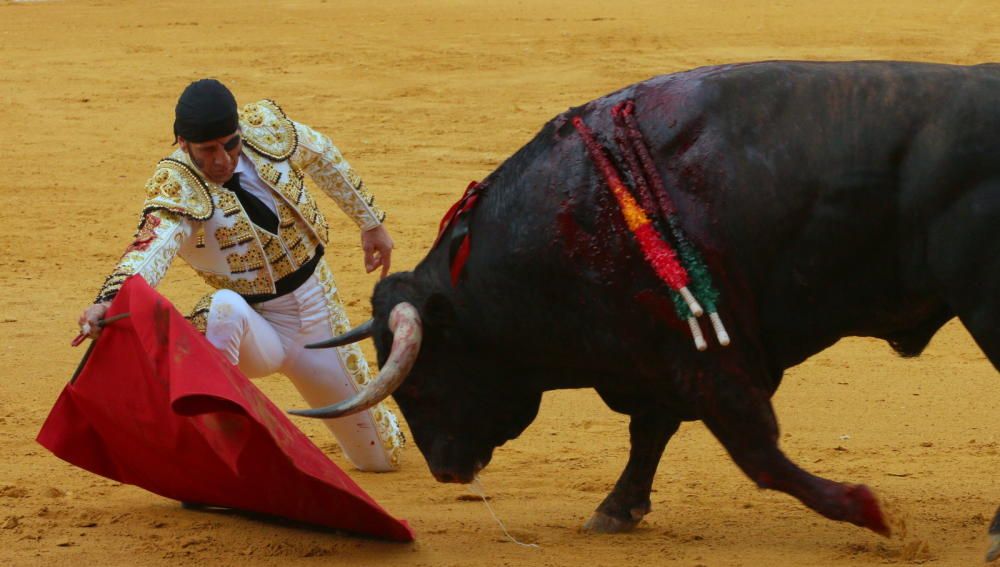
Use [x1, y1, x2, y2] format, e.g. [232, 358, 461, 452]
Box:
[361, 224, 394, 279]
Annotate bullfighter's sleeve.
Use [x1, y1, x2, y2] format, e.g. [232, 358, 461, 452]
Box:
[94, 209, 193, 304]
[290, 121, 387, 231]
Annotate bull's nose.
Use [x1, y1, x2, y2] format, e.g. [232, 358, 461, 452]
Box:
[434, 470, 461, 483]
[433, 469, 475, 484]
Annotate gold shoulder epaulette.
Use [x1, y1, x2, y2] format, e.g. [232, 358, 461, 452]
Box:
[240, 99, 298, 161]
[142, 158, 214, 220]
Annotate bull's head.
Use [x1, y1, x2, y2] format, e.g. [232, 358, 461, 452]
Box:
[290, 272, 542, 484]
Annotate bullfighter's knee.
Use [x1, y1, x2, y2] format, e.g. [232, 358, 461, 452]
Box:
[204, 289, 255, 366]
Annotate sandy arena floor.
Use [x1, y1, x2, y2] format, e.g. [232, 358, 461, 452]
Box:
[1, 1, 997, 565]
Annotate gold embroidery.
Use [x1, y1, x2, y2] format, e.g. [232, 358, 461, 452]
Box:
[200, 270, 273, 296]
[95, 267, 131, 303]
[239, 99, 298, 161]
[314, 213, 330, 242]
[142, 158, 213, 220]
[243, 106, 264, 127]
[214, 217, 255, 250]
[357, 187, 385, 222]
[356, 180, 378, 209]
[345, 352, 363, 380]
[160, 179, 182, 199]
[277, 174, 305, 205]
[276, 203, 296, 229]
[296, 194, 329, 243]
[260, 232, 295, 279]
[241, 146, 329, 245]
[270, 255, 294, 280]
[186, 292, 215, 333]
[283, 233, 307, 264]
[226, 246, 266, 274]
[198, 156, 325, 293]
[298, 198, 316, 222]
[215, 190, 241, 217]
[291, 123, 386, 231]
[258, 162, 282, 185]
[259, 231, 276, 252]
[290, 239, 310, 266]
[273, 203, 317, 266]
[347, 168, 363, 188]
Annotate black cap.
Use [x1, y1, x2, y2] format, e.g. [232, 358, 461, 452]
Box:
[173, 79, 239, 143]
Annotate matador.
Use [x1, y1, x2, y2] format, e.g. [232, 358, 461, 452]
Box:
[77, 79, 404, 472]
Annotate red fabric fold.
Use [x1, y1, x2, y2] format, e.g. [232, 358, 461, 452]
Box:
[435, 180, 480, 246]
[434, 180, 481, 286]
[37, 276, 413, 542]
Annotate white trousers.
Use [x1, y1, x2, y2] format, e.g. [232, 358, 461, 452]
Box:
[203, 273, 401, 472]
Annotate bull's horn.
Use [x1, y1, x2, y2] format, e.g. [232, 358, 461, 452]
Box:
[289, 302, 422, 419]
[305, 319, 374, 349]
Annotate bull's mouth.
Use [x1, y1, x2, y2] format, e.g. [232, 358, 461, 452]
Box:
[431, 460, 484, 484]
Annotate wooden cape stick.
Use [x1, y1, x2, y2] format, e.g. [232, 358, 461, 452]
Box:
[70, 312, 131, 384]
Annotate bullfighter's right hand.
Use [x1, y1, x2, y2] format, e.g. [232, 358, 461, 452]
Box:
[361, 224, 394, 279]
[78, 302, 111, 340]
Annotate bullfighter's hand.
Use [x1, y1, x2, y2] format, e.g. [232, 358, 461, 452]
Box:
[361, 224, 394, 279]
[78, 302, 111, 340]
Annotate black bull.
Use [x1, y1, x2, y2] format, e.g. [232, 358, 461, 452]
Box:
[298, 61, 1000, 553]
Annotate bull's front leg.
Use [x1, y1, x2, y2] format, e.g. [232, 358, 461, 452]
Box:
[697, 371, 890, 536]
[583, 412, 680, 533]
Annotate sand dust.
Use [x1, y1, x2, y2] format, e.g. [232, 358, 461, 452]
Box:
[1, 1, 997, 565]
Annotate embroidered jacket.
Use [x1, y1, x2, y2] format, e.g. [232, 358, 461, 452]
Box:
[95, 100, 386, 303]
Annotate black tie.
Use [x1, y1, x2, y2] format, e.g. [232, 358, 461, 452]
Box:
[223, 173, 279, 233]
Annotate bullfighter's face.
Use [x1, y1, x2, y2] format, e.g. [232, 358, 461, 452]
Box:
[179, 130, 242, 184]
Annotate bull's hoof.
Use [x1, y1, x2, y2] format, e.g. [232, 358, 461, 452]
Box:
[986, 533, 999, 563]
[582, 511, 640, 533]
[845, 484, 890, 537]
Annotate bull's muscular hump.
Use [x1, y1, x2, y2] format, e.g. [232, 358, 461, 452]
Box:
[308, 61, 1000, 559]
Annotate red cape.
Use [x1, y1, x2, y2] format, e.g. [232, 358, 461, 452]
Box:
[37, 276, 413, 542]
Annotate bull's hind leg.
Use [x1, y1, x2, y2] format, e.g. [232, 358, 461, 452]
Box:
[697, 370, 890, 535]
[583, 412, 681, 533]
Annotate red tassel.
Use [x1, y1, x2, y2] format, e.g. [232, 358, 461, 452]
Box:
[633, 223, 688, 289]
[573, 116, 690, 291]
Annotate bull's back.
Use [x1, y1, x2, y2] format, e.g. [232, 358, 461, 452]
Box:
[663, 62, 1000, 367]
[452, 62, 1000, 374]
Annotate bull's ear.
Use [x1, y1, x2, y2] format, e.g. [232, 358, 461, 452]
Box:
[422, 292, 456, 329]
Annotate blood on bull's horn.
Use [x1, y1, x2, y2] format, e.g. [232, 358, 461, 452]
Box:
[305, 319, 374, 349]
[289, 302, 422, 419]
